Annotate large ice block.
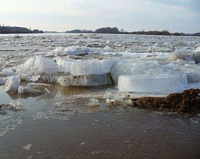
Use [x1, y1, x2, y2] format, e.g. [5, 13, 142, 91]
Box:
[70, 60, 102, 75]
[57, 74, 112, 86]
[118, 75, 155, 92]
[118, 74, 187, 93]
[101, 59, 114, 73]
[56, 57, 75, 73]
[16, 56, 57, 75]
[110, 61, 132, 84]
[155, 74, 187, 92]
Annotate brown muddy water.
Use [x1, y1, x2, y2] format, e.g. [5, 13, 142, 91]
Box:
[0, 85, 200, 159]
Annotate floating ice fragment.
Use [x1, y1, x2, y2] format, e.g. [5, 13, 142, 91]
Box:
[45, 88, 51, 94]
[23, 144, 32, 151]
[88, 98, 100, 107]
[104, 46, 112, 51]
[37, 112, 49, 119]
[0, 78, 6, 85]
[169, 48, 190, 61]
[26, 83, 51, 89]
[47, 46, 94, 56]
[31, 75, 41, 82]
[18, 86, 44, 95]
[9, 100, 23, 110]
[4, 76, 20, 93]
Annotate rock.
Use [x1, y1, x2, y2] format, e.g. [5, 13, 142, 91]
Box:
[133, 89, 200, 113]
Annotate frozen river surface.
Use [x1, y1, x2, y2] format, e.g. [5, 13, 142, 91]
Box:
[0, 33, 200, 158]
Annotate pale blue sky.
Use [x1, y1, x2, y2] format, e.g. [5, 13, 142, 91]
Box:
[0, 0, 199, 33]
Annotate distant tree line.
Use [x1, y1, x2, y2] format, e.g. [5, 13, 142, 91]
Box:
[66, 29, 93, 33]
[66, 27, 200, 36]
[95, 27, 120, 34]
[0, 25, 43, 34]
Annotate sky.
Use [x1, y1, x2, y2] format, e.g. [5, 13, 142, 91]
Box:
[0, 0, 200, 33]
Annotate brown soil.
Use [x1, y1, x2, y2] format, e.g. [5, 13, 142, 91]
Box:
[132, 89, 200, 113]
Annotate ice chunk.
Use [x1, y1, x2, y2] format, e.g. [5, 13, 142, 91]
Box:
[66, 46, 91, 55]
[4, 76, 20, 93]
[155, 74, 187, 92]
[110, 61, 133, 84]
[186, 73, 200, 83]
[1, 68, 15, 77]
[23, 144, 32, 151]
[9, 100, 23, 110]
[194, 47, 200, 63]
[26, 83, 50, 89]
[168, 48, 189, 61]
[18, 86, 44, 95]
[88, 98, 100, 107]
[47, 46, 93, 56]
[118, 74, 187, 93]
[104, 46, 112, 51]
[31, 75, 41, 82]
[19, 74, 30, 81]
[101, 59, 114, 73]
[0, 77, 6, 85]
[70, 60, 102, 75]
[118, 75, 155, 93]
[57, 74, 112, 86]
[55, 57, 75, 73]
[16, 56, 57, 75]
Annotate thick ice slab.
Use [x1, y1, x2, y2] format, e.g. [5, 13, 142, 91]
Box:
[57, 74, 112, 86]
[118, 74, 188, 93]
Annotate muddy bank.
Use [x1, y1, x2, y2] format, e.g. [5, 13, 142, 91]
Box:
[131, 89, 200, 114]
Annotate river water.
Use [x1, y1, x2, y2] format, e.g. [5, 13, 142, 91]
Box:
[0, 85, 200, 159]
[0, 33, 200, 158]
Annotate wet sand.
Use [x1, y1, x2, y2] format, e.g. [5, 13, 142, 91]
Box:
[0, 86, 200, 159]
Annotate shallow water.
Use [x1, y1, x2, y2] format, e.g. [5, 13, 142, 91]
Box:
[0, 85, 200, 159]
